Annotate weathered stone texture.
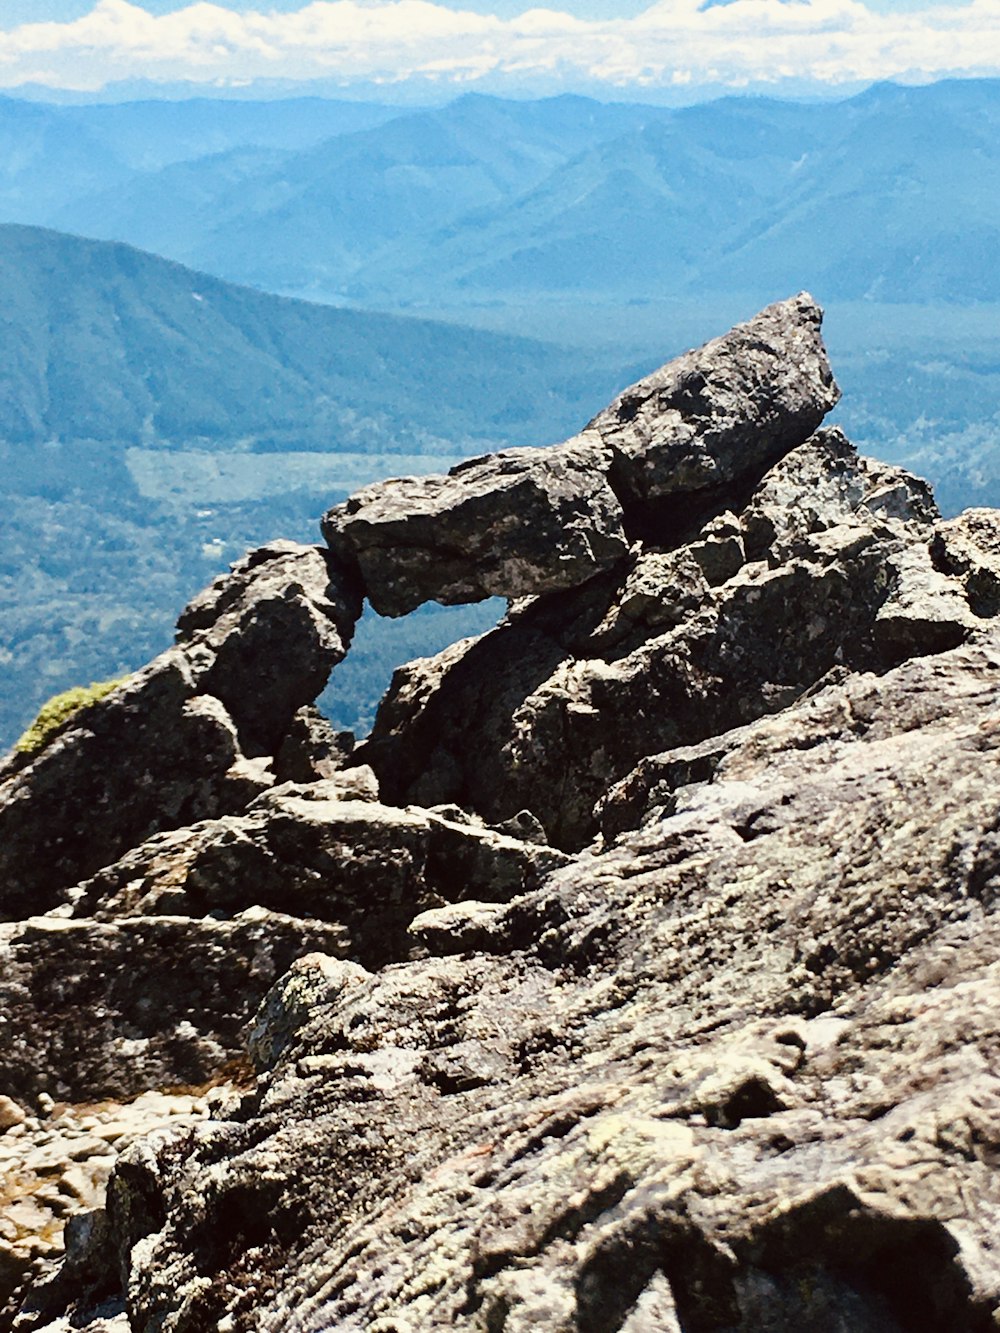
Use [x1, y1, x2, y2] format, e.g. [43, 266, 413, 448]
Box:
[359, 428, 983, 849]
[79, 634, 1000, 1333]
[5, 297, 1000, 1333]
[322, 437, 629, 617]
[67, 783, 567, 966]
[0, 909, 348, 1103]
[591, 291, 840, 509]
[0, 544, 362, 921]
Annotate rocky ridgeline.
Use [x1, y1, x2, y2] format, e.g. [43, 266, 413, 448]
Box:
[2, 295, 1000, 1331]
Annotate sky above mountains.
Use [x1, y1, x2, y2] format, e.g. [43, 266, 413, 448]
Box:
[2, 0, 998, 96]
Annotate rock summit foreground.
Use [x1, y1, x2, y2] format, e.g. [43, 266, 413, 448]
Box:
[3, 294, 1000, 1332]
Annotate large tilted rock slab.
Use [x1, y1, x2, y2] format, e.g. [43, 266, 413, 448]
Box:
[0, 543, 362, 920]
[321, 295, 838, 616]
[322, 437, 629, 617]
[591, 290, 840, 509]
[361, 429, 992, 849]
[64, 633, 1000, 1332]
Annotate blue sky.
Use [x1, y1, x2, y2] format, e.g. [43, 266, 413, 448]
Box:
[1, 0, 997, 96]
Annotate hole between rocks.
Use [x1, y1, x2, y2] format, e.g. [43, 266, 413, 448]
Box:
[317, 597, 506, 739]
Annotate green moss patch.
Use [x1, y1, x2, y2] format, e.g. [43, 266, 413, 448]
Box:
[14, 676, 130, 758]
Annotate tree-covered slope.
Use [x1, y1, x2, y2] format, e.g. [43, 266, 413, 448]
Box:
[0, 223, 624, 449]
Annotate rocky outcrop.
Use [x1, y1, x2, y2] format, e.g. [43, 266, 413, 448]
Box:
[61, 633, 1000, 1332]
[69, 782, 568, 963]
[359, 428, 992, 849]
[0, 543, 361, 921]
[4, 295, 1000, 1332]
[321, 294, 837, 614]
[590, 289, 840, 511]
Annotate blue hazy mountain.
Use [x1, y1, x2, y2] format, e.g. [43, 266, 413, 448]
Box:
[694, 81, 1000, 303]
[0, 98, 131, 223]
[52, 94, 675, 298]
[62, 97, 405, 171]
[333, 80, 1000, 307]
[0, 93, 408, 238]
[356, 95, 845, 301]
[21, 81, 997, 311]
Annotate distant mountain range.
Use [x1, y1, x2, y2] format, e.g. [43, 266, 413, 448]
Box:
[5, 81, 996, 310]
[45, 94, 676, 302]
[0, 95, 403, 221]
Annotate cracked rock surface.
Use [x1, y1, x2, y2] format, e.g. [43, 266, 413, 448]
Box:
[3, 295, 1000, 1332]
[360, 427, 991, 850]
[67, 635, 1000, 1333]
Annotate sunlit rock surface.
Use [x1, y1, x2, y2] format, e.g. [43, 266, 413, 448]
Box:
[3, 296, 1000, 1332]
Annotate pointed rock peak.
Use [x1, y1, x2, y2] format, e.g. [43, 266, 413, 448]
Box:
[322, 295, 839, 617]
[592, 292, 840, 510]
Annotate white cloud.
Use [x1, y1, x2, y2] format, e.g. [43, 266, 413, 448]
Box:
[1, 0, 999, 91]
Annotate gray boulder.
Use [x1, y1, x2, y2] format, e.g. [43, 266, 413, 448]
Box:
[932, 507, 1000, 617]
[591, 291, 840, 510]
[320, 295, 839, 617]
[322, 436, 629, 617]
[0, 907, 349, 1102]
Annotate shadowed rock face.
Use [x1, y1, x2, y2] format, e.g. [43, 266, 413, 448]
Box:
[0, 542, 361, 921]
[359, 428, 985, 850]
[4, 297, 1000, 1333]
[175, 542, 361, 758]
